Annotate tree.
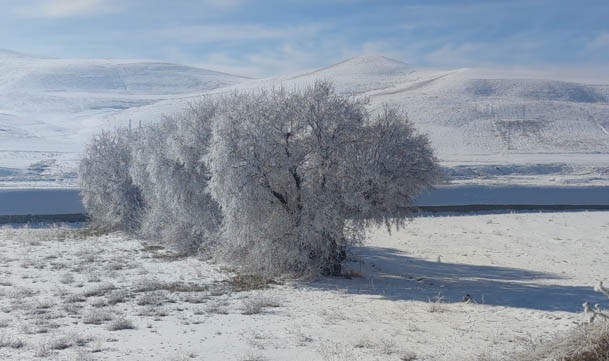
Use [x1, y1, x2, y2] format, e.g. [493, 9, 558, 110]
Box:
[206, 81, 441, 276]
[79, 81, 440, 276]
[129, 103, 222, 253]
[79, 129, 142, 232]
[79, 101, 221, 253]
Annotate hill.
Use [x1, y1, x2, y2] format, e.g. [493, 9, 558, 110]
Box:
[2, 52, 608, 186]
[0, 50, 247, 183]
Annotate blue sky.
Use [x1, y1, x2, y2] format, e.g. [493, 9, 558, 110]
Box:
[1, 0, 608, 77]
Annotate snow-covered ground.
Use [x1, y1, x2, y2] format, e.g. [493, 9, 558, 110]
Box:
[0, 211, 606, 360]
[2, 50, 609, 188]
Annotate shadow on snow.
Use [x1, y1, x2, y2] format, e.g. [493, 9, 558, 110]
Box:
[308, 246, 604, 313]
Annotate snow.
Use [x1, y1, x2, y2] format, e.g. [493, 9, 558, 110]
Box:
[0, 49, 247, 175]
[209, 56, 609, 186]
[2, 51, 609, 188]
[0, 211, 607, 360]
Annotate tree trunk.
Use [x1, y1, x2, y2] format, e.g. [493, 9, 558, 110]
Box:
[319, 236, 347, 276]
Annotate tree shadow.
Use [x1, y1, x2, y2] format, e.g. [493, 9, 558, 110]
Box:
[308, 246, 604, 312]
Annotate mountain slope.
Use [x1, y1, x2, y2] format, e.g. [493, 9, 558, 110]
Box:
[117, 55, 609, 159]
[2, 52, 609, 186]
[0, 51, 248, 181]
[362, 67, 609, 158]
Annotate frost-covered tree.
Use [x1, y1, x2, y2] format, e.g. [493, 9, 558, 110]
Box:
[80, 81, 440, 275]
[79, 102, 221, 253]
[206, 81, 441, 276]
[79, 129, 142, 231]
[129, 103, 221, 253]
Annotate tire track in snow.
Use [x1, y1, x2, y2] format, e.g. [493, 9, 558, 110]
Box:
[586, 109, 609, 136]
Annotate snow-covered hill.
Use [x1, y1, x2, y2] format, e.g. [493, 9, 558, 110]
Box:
[249, 56, 609, 158]
[107, 55, 609, 186]
[2, 51, 609, 187]
[0, 49, 247, 183]
[363, 65, 609, 158]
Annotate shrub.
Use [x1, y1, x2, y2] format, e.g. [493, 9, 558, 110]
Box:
[106, 317, 135, 331]
[79, 81, 440, 276]
[80, 103, 221, 253]
[79, 129, 142, 232]
[207, 82, 440, 276]
[82, 309, 113, 325]
[241, 293, 281, 315]
[0, 334, 25, 349]
[508, 281, 609, 361]
[128, 104, 221, 253]
[509, 322, 609, 361]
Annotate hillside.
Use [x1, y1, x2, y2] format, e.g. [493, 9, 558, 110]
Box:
[256, 56, 609, 158]
[0, 50, 248, 183]
[1, 52, 609, 187]
[118, 56, 609, 159]
[106, 55, 609, 185]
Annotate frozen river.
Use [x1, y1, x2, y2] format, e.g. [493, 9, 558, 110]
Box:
[2, 185, 609, 217]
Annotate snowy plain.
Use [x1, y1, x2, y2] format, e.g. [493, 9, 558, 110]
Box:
[0, 211, 607, 360]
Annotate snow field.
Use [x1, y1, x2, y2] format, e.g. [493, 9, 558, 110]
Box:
[0, 211, 607, 360]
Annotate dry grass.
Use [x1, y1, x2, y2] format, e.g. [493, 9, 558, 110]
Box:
[133, 279, 208, 293]
[64, 292, 87, 303]
[181, 292, 209, 304]
[106, 290, 130, 305]
[229, 274, 275, 292]
[426, 293, 447, 313]
[136, 291, 168, 306]
[400, 353, 418, 361]
[136, 306, 169, 318]
[82, 309, 114, 325]
[206, 301, 229, 315]
[0, 334, 25, 349]
[512, 321, 609, 361]
[106, 317, 135, 331]
[554, 325, 609, 361]
[82, 283, 116, 298]
[7, 286, 38, 299]
[242, 293, 281, 315]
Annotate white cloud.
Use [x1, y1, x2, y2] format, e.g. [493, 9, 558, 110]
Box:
[189, 35, 407, 78]
[155, 25, 284, 43]
[343, 40, 408, 63]
[154, 23, 326, 44]
[194, 52, 264, 78]
[12, 0, 120, 18]
[194, 45, 323, 78]
[424, 43, 484, 67]
[201, 0, 246, 10]
[423, 35, 545, 68]
[587, 32, 609, 51]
